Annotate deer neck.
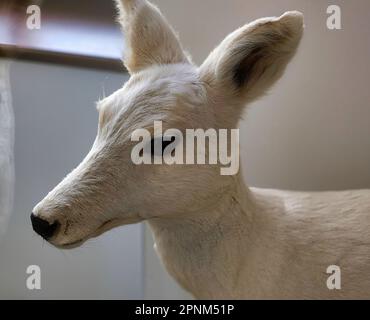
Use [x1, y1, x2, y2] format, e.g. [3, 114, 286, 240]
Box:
[147, 172, 273, 298]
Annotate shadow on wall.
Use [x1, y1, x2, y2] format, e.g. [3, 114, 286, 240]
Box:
[0, 59, 14, 240]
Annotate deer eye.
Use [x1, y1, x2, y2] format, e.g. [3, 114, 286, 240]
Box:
[151, 136, 176, 157]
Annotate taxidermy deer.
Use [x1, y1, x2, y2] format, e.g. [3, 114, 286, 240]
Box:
[31, 0, 370, 299]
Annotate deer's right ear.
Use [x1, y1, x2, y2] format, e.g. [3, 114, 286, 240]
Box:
[115, 0, 189, 74]
[200, 11, 304, 121]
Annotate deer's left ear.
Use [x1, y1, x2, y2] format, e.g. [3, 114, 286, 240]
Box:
[115, 0, 189, 74]
[200, 11, 304, 117]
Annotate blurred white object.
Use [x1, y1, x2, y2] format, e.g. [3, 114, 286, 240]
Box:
[0, 59, 14, 239]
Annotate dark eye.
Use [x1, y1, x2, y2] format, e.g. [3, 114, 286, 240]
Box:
[151, 136, 176, 157]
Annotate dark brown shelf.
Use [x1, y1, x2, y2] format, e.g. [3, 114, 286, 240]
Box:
[0, 0, 126, 72]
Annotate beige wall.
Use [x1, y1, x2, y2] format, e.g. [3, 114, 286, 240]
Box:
[144, 0, 370, 299]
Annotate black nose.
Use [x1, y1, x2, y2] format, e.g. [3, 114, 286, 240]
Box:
[31, 213, 59, 239]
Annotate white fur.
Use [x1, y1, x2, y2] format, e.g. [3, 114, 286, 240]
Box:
[32, 0, 370, 299]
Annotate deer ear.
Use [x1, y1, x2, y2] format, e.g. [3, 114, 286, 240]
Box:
[115, 0, 189, 74]
[200, 11, 304, 113]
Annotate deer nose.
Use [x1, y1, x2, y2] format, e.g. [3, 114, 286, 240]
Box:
[31, 213, 59, 240]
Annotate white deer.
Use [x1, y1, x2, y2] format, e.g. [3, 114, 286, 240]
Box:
[31, 0, 370, 299]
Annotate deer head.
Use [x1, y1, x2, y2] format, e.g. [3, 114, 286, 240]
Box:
[31, 0, 303, 248]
